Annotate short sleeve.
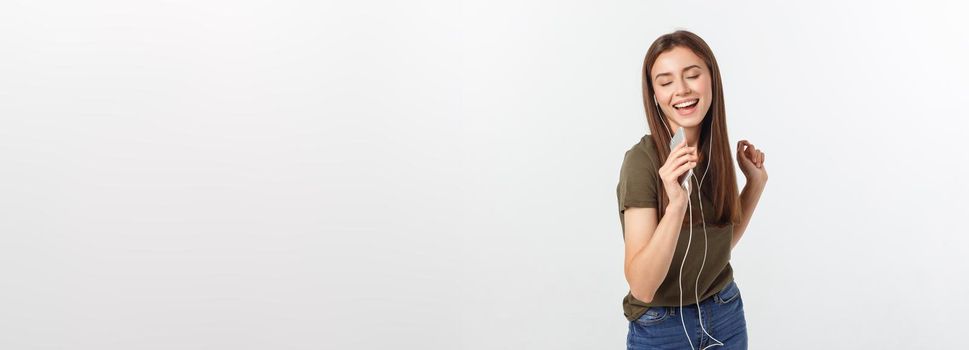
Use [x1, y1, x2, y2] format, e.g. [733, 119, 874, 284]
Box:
[617, 147, 659, 213]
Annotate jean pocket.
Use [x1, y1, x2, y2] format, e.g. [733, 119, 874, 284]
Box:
[634, 306, 670, 326]
[714, 280, 740, 305]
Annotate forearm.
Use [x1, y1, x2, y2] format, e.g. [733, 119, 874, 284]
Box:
[626, 203, 687, 302]
[731, 181, 766, 250]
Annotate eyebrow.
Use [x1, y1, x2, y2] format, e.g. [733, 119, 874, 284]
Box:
[653, 65, 702, 79]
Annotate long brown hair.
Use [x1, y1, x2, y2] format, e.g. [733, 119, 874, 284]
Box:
[642, 30, 742, 227]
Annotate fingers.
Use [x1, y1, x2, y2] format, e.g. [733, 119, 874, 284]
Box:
[737, 140, 752, 164]
[674, 137, 688, 151]
[662, 159, 697, 189]
[676, 147, 698, 162]
[673, 159, 697, 179]
[662, 152, 694, 179]
[668, 146, 698, 170]
[672, 143, 697, 160]
[671, 142, 694, 166]
[737, 140, 765, 168]
[737, 140, 766, 168]
[737, 140, 750, 157]
[666, 138, 698, 166]
[660, 144, 698, 187]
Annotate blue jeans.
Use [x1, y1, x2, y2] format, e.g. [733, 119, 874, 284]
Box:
[626, 280, 748, 350]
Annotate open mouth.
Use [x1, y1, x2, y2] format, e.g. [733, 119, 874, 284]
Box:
[672, 98, 699, 115]
[673, 99, 699, 110]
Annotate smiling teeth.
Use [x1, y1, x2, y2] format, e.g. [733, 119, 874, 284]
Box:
[674, 99, 698, 108]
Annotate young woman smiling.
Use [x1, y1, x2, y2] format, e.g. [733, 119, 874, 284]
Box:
[616, 30, 768, 350]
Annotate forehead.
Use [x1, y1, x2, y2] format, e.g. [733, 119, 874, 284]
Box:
[651, 46, 706, 79]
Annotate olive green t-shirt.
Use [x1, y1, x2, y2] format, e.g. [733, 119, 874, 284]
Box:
[616, 133, 735, 322]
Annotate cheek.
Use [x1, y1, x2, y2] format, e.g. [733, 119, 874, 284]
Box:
[691, 79, 711, 95]
[693, 80, 713, 105]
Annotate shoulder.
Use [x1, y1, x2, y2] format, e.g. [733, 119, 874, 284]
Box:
[621, 134, 658, 171]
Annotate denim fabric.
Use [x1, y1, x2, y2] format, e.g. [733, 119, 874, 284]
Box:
[626, 280, 748, 350]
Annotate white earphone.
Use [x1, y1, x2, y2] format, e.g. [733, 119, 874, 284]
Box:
[654, 96, 723, 350]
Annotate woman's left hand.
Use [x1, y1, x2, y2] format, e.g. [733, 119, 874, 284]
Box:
[737, 140, 768, 187]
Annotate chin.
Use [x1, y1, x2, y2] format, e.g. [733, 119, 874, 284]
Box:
[672, 115, 705, 129]
[665, 105, 709, 129]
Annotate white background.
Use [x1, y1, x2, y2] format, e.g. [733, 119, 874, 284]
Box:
[1, 0, 967, 349]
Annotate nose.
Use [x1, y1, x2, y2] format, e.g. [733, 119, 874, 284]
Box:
[675, 80, 692, 96]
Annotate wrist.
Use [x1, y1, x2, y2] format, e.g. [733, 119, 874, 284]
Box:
[666, 200, 688, 216]
[744, 179, 767, 191]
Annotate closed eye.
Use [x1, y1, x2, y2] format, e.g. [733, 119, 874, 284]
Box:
[660, 75, 700, 86]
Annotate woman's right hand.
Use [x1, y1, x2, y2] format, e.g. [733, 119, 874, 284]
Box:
[658, 139, 698, 210]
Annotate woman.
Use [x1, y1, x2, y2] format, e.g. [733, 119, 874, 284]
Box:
[616, 30, 768, 350]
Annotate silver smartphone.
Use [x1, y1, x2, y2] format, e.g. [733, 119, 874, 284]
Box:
[668, 127, 692, 195]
